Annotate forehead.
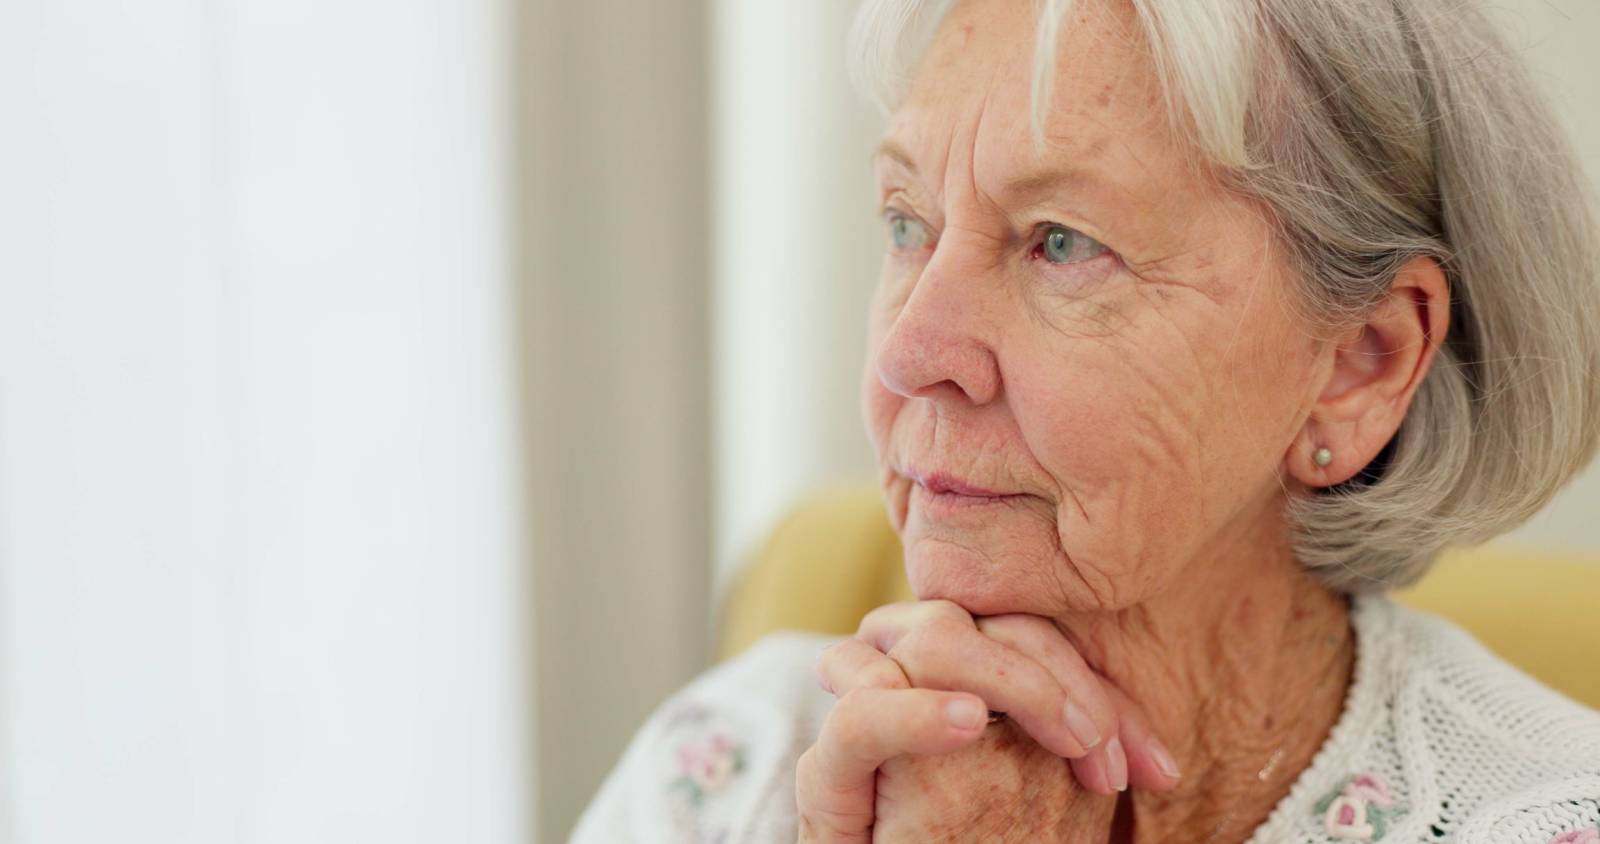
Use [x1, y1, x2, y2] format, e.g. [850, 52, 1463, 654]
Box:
[883, 0, 1185, 197]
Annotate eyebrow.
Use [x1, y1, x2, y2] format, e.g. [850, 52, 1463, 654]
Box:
[874, 139, 1108, 205]
[873, 140, 919, 175]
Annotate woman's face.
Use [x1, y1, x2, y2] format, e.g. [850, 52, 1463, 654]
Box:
[862, 0, 1326, 616]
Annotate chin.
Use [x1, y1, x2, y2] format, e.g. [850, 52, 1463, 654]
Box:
[902, 534, 1074, 617]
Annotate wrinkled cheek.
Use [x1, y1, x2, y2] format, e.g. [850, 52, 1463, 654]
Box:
[1024, 375, 1210, 600]
[1067, 442, 1206, 597]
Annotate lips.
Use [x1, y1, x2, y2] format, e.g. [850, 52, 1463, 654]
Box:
[901, 465, 1030, 514]
[914, 470, 1010, 498]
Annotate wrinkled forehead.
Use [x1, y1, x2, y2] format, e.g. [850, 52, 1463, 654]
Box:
[881, 0, 1183, 198]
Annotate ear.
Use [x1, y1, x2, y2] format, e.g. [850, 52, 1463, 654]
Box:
[1288, 256, 1450, 488]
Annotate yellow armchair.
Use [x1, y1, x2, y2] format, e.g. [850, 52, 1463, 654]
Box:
[720, 483, 1600, 709]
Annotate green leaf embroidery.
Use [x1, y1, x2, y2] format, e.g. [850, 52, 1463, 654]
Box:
[1367, 803, 1388, 840]
[1313, 777, 1352, 816]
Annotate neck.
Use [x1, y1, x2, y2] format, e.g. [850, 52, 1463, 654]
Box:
[1053, 515, 1356, 843]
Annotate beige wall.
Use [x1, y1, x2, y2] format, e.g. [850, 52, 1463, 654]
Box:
[519, 0, 712, 840]
[1489, 0, 1600, 555]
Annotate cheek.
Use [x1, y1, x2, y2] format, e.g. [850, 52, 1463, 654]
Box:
[1010, 299, 1319, 601]
[1009, 334, 1212, 598]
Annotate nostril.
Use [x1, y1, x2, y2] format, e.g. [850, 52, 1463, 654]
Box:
[872, 335, 924, 399]
[872, 291, 1001, 405]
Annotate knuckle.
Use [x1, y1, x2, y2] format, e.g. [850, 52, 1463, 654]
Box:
[816, 640, 851, 671]
[925, 615, 968, 641]
[889, 618, 966, 676]
[886, 627, 931, 670]
[826, 693, 870, 745]
[795, 745, 820, 786]
[821, 640, 908, 692]
[857, 601, 910, 634]
[813, 652, 834, 691]
[923, 599, 972, 628]
[861, 660, 908, 690]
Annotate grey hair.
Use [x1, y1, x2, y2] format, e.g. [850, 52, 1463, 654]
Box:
[848, 0, 1600, 591]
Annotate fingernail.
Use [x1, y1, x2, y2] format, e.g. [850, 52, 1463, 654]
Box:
[1106, 736, 1128, 792]
[1148, 736, 1182, 780]
[1062, 701, 1102, 751]
[945, 698, 985, 730]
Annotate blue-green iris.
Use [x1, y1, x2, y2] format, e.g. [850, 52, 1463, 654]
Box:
[1042, 225, 1105, 264]
[888, 214, 929, 250]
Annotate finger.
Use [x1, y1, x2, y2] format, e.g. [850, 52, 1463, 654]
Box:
[1067, 739, 1125, 796]
[1103, 681, 1183, 791]
[796, 687, 987, 843]
[883, 619, 1099, 759]
[856, 599, 975, 654]
[982, 615, 1182, 792]
[814, 638, 910, 696]
[974, 615, 1117, 753]
[976, 614, 1125, 795]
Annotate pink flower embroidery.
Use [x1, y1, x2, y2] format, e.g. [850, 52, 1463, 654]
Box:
[1345, 773, 1395, 808]
[670, 731, 746, 806]
[1323, 794, 1377, 840]
[1313, 772, 1404, 841]
[679, 733, 741, 793]
[1548, 830, 1600, 844]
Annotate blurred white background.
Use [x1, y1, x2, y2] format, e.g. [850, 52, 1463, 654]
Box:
[1, 0, 529, 840]
[2, 0, 1596, 841]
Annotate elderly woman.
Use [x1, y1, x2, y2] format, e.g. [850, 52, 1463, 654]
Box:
[576, 0, 1600, 840]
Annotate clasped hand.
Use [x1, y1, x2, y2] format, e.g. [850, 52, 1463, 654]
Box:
[795, 600, 1181, 842]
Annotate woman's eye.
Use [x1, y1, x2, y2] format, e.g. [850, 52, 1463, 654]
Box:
[1038, 224, 1108, 264]
[886, 212, 930, 251]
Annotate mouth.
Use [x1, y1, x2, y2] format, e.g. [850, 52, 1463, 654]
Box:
[904, 468, 1026, 515]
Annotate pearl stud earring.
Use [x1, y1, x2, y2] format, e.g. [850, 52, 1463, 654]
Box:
[1313, 447, 1333, 468]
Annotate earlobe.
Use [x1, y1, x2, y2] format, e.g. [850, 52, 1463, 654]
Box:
[1287, 422, 1348, 488]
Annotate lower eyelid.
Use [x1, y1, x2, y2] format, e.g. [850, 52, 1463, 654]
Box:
[1033, 251, 1120, 277]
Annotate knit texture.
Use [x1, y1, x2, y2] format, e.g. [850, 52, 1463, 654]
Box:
[574, 595, 1600, 843]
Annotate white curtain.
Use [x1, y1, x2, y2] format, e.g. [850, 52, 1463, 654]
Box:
[711, 0, 884, 588]
[0, 1, 531, 841]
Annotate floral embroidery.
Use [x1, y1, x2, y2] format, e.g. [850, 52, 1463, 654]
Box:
[1314, 772, 1404, 840]
[1343, 773, 1396, 808]
[1548, 830, 1600, 844]
[659, 703, 745, 815]
[670, 731, 746, 805]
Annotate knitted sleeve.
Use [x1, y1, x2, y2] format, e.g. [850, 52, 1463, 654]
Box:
[570, 632, 836, 843]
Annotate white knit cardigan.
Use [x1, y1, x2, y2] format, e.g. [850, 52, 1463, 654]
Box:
[573, 595, 1600, 843]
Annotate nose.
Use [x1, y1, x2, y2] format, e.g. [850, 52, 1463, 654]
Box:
[873, 237, 1002, 405]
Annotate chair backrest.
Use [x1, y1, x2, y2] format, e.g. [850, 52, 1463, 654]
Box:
[720, 483, 1600, 709]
